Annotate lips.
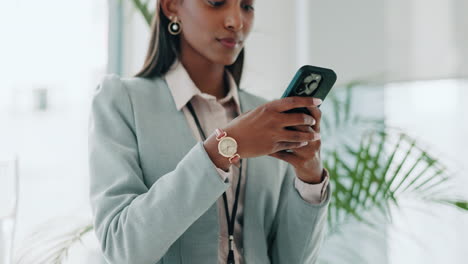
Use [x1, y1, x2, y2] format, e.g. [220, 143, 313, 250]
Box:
[217, 38, 240, 48]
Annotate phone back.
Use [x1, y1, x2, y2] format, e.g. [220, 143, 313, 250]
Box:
[281, 65, 337, 114]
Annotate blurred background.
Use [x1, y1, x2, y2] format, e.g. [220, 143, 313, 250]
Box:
[0, 0, 467, 263]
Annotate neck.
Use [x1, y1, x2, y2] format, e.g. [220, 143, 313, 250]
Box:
[179, 48, 228, 100]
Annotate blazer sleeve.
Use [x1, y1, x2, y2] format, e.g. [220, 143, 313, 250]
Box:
[269, 163, 331, 264]
[88, 75, 230, 264]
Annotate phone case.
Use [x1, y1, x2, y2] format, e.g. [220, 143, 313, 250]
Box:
[281, 65, 337, 114]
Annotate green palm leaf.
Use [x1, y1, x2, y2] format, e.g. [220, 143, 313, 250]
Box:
[323, 128, 463, 235]
[320, 83, 468, 237]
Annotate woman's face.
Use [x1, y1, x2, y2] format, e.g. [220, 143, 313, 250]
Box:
[171, 0, 255, 66]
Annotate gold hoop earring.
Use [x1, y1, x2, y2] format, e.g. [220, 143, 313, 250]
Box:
[168, 17, 182, 35]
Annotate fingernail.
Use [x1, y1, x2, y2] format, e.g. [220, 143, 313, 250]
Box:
[314, 133, 321, 140]
[300, 141, 309, 147]
[313, 98, 322, 105]
[305, 116, 315, 126]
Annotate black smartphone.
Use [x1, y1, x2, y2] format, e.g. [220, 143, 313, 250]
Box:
[281, 65, 337, 115]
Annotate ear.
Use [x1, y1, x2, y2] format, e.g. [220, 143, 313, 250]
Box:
[160, 0, 180, 20]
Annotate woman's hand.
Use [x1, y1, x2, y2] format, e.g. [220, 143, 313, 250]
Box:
[203, 96, 323, 172]
[222, 96, 321, 158]
[268, 105, 324, 184]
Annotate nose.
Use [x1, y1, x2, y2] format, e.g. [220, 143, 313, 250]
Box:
[224, 5, 243, 31]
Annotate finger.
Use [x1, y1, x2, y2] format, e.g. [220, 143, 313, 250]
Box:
[306, 106, 322, 133]
[279, 129, 320, 143]
[279, 112, 316, 127]
[269, 96, 322, 113]
[274, 141, 309, 152]
[289, 138, 321, 157]
[287, 125, 312, 132]
[287, 126, 318, 139]
[268, 151, 302, 168]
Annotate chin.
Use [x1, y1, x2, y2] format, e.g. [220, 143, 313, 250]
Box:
[221, 57, 238, 66]
[212, 52, 241, 66]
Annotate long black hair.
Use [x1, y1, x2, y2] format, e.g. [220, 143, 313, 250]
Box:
[134, 1, 245, 88]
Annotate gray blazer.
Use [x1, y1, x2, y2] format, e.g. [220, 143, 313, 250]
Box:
[88, 74, 331, 264]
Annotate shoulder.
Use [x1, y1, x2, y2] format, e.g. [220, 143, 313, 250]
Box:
[95, 74, 166, 93]
[92, 74, 178, 122]
[91, 74, 130, 107]
[92, 74, 168, 102]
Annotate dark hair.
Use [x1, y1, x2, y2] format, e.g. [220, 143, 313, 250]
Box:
[134, 2, 245, 87]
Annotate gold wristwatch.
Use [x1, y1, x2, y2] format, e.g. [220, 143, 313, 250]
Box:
[215, 128, 241, 164]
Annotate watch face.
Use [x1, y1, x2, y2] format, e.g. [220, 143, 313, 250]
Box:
[218, 137, 238, 157]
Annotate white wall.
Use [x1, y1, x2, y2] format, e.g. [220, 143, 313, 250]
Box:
[452, 0, 468, 77]
[386, 0, 460, 81]
[305, 0, 468, 84]
[305, 0, 387, 86]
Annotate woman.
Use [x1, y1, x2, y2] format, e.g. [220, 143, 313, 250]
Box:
[89, 0, 331, 263]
